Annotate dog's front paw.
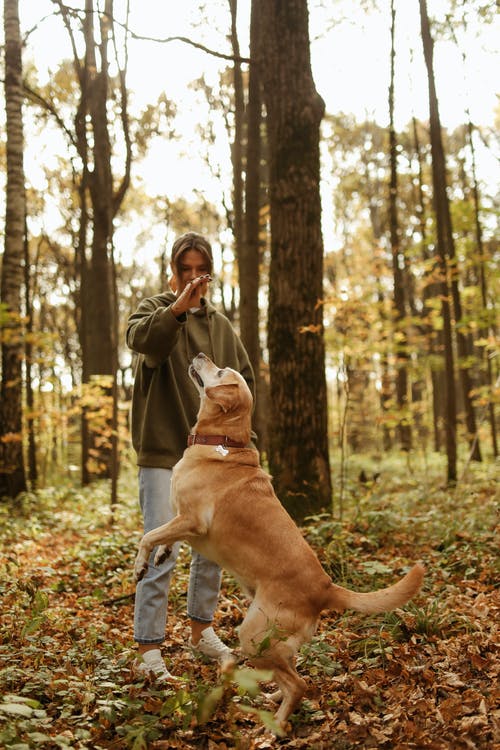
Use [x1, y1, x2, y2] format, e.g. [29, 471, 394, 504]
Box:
[154, 544, 172, 566]
[134, 557, 148, 583]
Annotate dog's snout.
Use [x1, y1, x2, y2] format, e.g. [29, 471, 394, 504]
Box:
[190, 353, 231, 392]
[192, 353, 209, 372]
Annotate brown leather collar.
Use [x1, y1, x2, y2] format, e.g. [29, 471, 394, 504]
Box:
[187, 433, 246, 448]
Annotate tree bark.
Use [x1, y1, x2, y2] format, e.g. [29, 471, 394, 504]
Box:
[388, 0, 411, 451]
[84, 0, 115, 378]
[229, 0, 244, 270]
[24, 220, 37, 487]
[446, 5, 496, 457]
[241, 0, 268, 452]
[255, 0, 331, 519]
[410, 115, 444, 452]
[57, 0, 131, 483]
[0, 0, 28, 499]
[466, 118, 497, 457]
[419, 0, 457, 482]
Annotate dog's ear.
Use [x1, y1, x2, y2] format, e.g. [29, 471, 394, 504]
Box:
[205, 383, 239, 412]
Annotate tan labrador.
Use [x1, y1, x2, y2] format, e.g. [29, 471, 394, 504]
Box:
[134, 353, 424, 730]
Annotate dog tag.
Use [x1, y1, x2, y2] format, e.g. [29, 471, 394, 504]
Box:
[215, 444, 229, 457]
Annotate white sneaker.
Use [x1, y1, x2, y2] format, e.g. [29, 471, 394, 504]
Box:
[189, 626, 234, 665]
[135, 649, 178, 683]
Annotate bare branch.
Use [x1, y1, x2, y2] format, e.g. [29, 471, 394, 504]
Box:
[28, 3, 250, 65]
[23, 81, 77, 150]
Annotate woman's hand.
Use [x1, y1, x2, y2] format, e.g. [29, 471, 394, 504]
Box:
[171, 274, 212, 316]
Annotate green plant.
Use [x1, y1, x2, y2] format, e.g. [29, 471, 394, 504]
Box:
[298, 634, 343, 677]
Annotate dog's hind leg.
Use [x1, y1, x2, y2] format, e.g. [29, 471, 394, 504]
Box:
[238, 604, 307, 732]
[251, 646, 306, 731]
[271, 659, 307, 730]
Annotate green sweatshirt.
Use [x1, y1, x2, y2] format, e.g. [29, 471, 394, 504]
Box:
[126, 291, 256, 469]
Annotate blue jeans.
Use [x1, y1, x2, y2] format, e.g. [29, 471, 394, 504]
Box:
[134, 467, 222, 644]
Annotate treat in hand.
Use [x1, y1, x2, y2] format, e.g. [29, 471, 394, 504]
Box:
[172, 273, 212, 316]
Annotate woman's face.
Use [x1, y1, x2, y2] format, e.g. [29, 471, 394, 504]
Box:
[173, 248, 212, 302]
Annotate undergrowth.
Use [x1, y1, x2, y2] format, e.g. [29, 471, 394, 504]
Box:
[0, 453, 498, 748]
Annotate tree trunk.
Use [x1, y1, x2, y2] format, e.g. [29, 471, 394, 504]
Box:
[388, 0, 411, 451]
[446, 4, 496, 457]
[255, 0, 331, 520]
[362, 150, 392, 451]
[241, 0, 268, 453]
[419, 0, 457, 482]
[449, 274, 482, 461]
[24, 221, 37, 487]
[467, 118, 497, 457]
[80, 0, 115, 481]
[410, 115, 444, 452]
[0, 0, 27, 499]
[229, 0, 244, 269]
[84, 0, 114, 378]
[58, 0, 130, 483]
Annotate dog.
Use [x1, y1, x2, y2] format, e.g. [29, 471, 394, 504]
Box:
[134, 353, 424, 730]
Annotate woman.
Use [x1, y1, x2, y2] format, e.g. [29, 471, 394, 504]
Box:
[127, 231, 256, 680]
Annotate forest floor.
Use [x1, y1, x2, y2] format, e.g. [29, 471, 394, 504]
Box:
[0, 452, 498, 749]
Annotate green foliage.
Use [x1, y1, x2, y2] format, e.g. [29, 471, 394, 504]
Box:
[298, 633, 343, 677]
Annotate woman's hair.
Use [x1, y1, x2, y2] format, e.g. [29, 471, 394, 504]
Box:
[171, 232, 213, 275]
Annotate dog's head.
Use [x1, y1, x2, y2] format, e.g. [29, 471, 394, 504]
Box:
[189, 353, 253, 442]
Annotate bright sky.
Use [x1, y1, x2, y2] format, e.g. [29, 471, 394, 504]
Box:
[10, 0, 500, 263]
[18, 0, 499, 127]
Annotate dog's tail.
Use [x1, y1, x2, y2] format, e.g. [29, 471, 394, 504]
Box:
[325, 563, 425, 615]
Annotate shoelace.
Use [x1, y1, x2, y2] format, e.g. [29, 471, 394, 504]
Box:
[143, 657, 168, 672]
[201, 630, 230, 652]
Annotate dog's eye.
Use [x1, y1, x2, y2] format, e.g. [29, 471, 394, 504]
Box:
[217, 369, 224, 377]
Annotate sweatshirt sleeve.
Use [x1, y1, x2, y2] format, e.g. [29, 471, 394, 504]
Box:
[126, 296, 184, 367]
